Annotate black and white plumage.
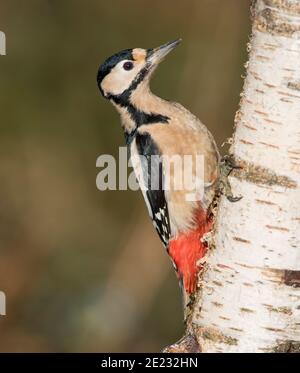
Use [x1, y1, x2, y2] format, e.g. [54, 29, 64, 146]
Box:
[134, 132, 171, 247]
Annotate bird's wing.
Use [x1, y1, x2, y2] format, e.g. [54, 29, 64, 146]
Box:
[131, 131, 171, 247]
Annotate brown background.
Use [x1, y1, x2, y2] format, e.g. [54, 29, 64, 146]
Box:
[0, 0, 250, 352]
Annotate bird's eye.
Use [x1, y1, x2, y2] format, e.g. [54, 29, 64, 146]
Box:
[123, 61, 134, 71]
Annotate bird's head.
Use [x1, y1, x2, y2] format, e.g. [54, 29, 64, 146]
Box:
[97, 39, 181, 100]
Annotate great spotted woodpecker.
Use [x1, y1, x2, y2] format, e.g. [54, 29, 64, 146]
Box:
[97, 39, 221, 305]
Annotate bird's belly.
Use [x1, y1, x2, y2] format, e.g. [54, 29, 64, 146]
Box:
[166, 191, 200, 235]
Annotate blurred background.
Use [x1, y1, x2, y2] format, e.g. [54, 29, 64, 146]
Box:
[0, 0, 250, 352]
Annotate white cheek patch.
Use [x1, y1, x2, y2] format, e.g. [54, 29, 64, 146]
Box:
[101, 61, 143, 96]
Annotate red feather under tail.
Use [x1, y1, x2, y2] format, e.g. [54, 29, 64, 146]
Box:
[168, 210, 212, 294]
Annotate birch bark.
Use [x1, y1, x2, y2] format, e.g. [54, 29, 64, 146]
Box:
[178, 0, 300, 353]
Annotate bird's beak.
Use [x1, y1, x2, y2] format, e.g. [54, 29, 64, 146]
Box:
[147, 39, 182, 67]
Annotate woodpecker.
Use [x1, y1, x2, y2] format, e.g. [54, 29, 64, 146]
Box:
[97, 39, 221, 305]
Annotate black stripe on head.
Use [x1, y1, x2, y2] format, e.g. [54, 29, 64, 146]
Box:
[97, 49, 133, 91]
[97, 47, 170, 141]
[106, 59, 169, 136]
[107, 62, 170, 128]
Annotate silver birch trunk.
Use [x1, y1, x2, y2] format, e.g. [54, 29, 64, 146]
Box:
[167, 0, 300, 353]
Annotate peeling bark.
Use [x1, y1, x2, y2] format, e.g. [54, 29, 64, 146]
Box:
[169, 0, 300, 353]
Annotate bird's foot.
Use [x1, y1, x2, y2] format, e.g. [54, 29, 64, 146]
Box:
[218, 155, 243, 202]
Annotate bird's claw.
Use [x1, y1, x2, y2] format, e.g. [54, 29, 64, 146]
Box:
[221, 154, 243, 175]
[218, 155, 243, 203]
[227, 195, 243, 203]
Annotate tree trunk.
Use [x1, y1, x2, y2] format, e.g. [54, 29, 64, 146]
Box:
[168, 0, 300, 353]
